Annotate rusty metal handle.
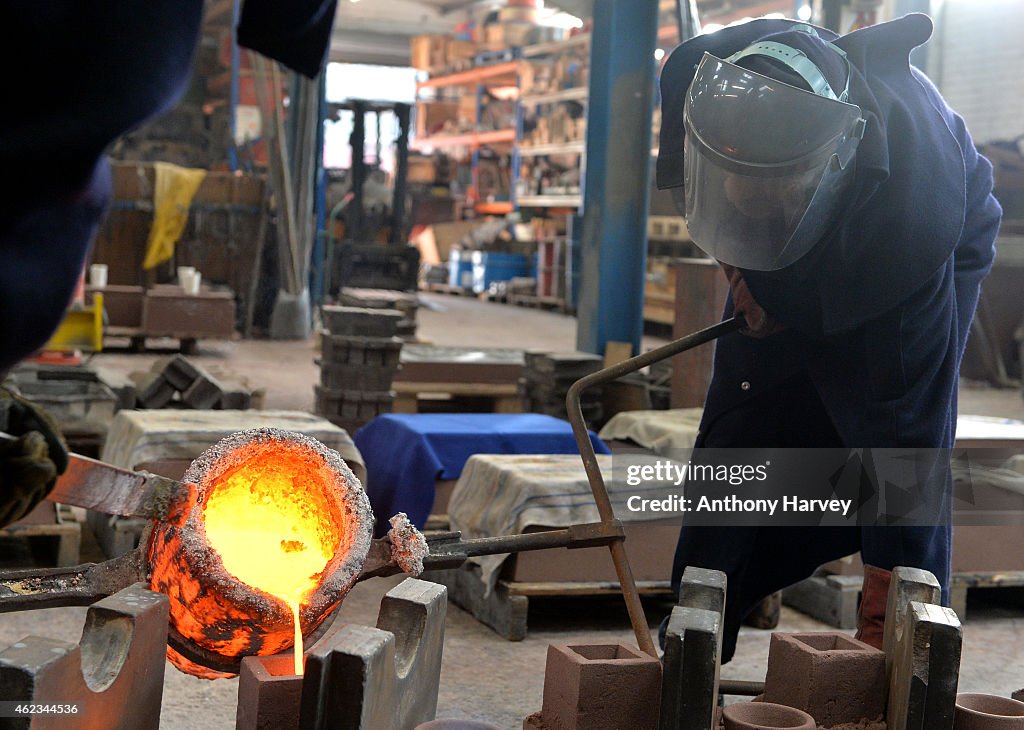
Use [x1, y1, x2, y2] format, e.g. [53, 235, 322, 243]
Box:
[0, 547, 148, 612]
[358, 521, 626, 580]
[565, 316, 745, 656]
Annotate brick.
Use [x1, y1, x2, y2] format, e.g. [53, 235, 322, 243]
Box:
[182, 373, 225, 409]
[154, 355, 201, 391]
[320, 306, 403, 337]
[219, 390, 253, 410]
[136, 372, 175, 409]
[299, 579, 446, 730]
[236, 655, 302, 730]
[538, 644, 660, 730]
[318, 360, 399, 391]
[764, 632, 886, 727]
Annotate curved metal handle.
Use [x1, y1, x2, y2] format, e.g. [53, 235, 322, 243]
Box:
[565, 316, 745, 656]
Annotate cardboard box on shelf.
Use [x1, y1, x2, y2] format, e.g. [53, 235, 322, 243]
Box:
[411, 34, 450, 71]
[416, 100, 461, 137]
[447, 40, 478, 68]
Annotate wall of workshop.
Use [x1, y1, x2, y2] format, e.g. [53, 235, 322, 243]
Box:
[927, 0, 1024, 144]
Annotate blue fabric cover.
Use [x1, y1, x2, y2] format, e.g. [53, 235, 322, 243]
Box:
[354, 413, 611, 535]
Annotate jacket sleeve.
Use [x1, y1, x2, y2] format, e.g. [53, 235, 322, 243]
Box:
[920, 68, 1003, 351]
[238, 0, 339, 78]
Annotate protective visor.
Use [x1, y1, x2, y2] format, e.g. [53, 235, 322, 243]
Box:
[675, 53, 865, 271]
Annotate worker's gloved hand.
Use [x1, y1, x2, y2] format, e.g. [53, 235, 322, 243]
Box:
[720, 263, 787, 339]
[0, 387, 69, 527]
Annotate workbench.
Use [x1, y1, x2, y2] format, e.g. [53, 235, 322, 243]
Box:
[86, 284, 236, 353]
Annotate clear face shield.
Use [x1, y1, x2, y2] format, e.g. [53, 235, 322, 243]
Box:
[674, 52, 866, 271]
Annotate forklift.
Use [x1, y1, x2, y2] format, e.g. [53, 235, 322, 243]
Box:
[327, 100, 420, 295]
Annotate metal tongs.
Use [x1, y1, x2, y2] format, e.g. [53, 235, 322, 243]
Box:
[0, 316, 743, 666]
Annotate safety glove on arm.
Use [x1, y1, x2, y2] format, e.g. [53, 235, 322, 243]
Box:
[0, 386, 69, 527]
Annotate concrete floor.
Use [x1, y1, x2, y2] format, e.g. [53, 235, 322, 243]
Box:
[1, 291, 1022, 728]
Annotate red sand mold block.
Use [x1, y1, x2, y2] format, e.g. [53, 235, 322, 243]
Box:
[523, 643, 662, 730]
[763, 632, 887, 729]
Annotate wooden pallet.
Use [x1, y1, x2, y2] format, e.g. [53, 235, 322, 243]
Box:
[428, 563, 671, 641]
[424, 283, 477, 297]
[784, 569, 1024, 628]
[391, 380, 523, 414]
[950, 570, 1024, 619]
[106, 326, 205, 355]
[507, 294, 566, 312]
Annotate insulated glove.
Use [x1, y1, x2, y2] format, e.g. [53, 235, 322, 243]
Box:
[720, 263, 787, 339]
[0, 387, 69, 527]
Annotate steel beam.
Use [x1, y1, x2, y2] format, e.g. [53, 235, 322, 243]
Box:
[576, 0, 660, 356]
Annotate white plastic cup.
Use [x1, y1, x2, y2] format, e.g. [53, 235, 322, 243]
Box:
[177, 266, 196, 286]
[89, 264, 108, 288]
[183, 271, 202, 295]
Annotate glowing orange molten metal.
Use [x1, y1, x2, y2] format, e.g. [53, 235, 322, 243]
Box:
[148, 428, 373, 679]
[202, 449, 341, 673]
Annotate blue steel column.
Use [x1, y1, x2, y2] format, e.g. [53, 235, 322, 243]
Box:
[575, 0, 660, 356]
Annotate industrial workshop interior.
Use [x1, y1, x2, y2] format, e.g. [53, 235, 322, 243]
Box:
[2, 0, 1024, 728]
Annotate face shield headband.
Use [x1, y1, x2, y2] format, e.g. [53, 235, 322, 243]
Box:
[673, 47, 866, 271]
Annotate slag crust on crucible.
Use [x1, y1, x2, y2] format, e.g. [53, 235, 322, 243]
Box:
[388, 512, 429, 576]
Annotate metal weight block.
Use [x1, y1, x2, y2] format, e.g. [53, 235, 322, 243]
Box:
[0, 583, 169, 730]
[299, 578, 447, 730]
[886, 600, 962, 730]
[660, 566, 727, 730]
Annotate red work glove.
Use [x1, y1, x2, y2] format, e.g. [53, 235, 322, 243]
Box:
[720, 263, 787, 339]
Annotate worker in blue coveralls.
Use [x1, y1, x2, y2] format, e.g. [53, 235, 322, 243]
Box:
[656, 13, 1002, 659]
[0, 0, 338, 527]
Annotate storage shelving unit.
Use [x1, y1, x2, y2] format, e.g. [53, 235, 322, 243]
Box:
[514, 34, 591, 310]
[516, 33, 590, 210]
[413, 60, 521, 215]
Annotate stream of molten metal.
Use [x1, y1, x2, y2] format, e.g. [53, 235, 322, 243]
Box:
[290, 601, 303, 675]
[202, 452, 343, 676]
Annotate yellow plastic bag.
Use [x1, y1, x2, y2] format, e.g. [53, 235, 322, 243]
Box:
[142, 162, 207, 270]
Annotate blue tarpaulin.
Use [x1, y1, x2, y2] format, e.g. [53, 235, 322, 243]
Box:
[353, 413, 611, 535]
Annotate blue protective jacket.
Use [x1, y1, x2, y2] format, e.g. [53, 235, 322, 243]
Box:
[657, 14, 1002, 660]
[658, 12, 1002, 454]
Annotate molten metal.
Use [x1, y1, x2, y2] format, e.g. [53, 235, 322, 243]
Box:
[148, 428, 373, 678]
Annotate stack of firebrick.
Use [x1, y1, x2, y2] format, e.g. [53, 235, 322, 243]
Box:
[314, 306, 404, 435]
